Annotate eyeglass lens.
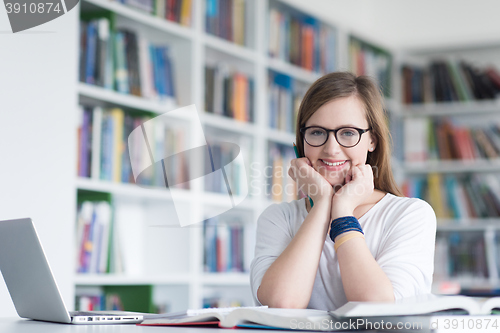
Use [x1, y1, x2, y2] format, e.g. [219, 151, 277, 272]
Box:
[304, 127, 360, 147]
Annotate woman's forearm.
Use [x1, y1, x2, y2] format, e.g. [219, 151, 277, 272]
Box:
[336, 233, 394, 302]
[257, 199, 331, 308]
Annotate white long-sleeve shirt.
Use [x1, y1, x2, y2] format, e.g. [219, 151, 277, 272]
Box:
[250, 193, 437, 310]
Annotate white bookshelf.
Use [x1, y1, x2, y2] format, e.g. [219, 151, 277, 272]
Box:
[403, 159, 500, 174]
[393, 43, 500, 293]
[74, 0, 343, 311]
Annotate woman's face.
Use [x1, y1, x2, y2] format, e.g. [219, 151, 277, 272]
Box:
[303, 95, 376, 187]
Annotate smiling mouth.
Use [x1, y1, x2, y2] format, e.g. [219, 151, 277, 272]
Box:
[321, 159, 347, 167]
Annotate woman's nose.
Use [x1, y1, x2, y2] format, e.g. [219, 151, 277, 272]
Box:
[322, 132, 342, 154]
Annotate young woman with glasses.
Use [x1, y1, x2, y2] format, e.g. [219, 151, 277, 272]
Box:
[250, 72, 436, 310]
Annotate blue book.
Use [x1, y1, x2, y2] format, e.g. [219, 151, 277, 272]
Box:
[445, 176, 461, 219]
[85, 21, 97, 84]
[100, 113, 113, 181]
[163, 48, 176, 98]
[156, 47, 166, 97]
[114, 32, 129, 94]
[162, 47, 172, 97]
[149, 45, 159, 96]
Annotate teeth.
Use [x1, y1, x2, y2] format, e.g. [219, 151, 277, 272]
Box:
[321, 160, 345, 167]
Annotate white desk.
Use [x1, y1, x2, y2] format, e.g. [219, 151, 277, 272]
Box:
[0, 318, 230, 333]
[0, 317, 391, 333]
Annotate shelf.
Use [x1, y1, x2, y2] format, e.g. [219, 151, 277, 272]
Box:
[266, 129, 296, 145]
[403, 159, 500, 174]
[267, 57, 321, 84]
[201, 112, 256, 135]
[201, 273, 249, 286]
[74, 273, 192, 285]
[432, 279, 500, 295]
[82, 0, 194, 40]
[437, 218, 500, 231]
[201, 192, 257, 211]
[76, 177, 192, 202]
[78, 83, 193, 119]
[203, 34, 257, 63]
[398, 99, 500, 117]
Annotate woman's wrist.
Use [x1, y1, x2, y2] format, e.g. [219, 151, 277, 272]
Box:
[330, 207, 354, 220]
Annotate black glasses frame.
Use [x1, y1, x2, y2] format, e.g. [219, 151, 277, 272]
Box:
[300, 126, 371, 148]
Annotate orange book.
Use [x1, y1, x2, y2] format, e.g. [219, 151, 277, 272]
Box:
[240, 75, 248, 122]
[452, 127, 468, 160]
[233, 73, 245, 122]
[463, 128, 478, 159]
[304, 26, 313, 70]
[357, 47, 365, 76]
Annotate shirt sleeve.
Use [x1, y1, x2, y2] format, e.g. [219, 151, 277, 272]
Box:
[375, 198, 437, 300]
[250, 202, 295, 305]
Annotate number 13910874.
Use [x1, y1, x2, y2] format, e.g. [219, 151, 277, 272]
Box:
[5, 2, 62, 14]
[432, 317, 500, 331]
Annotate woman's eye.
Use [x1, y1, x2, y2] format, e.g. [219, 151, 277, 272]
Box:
[311, 130, 325, 136]
[340, 130, 356, 136]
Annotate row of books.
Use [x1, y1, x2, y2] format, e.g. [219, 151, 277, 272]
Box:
[204, 64, 254, 122]
[203, 296, 244, 308]
[268, 71, 304, 133]
[402, 173, 500, 219]
[77, 106, 189, 188]
[76, 293, 123, 311]
[434, 232, 489, 284]
[155, 0, 192, 26]
[75, 200, 115, 274]
[404, 118, 500, 162]
[268, 6, 336, 74]
[205, 0, 246, 46]
[203, 138, 249, 196]
[349, 37, 392, 98]
[401, 60, 500, 104]
[112, 0, 192, 26]
[203, 218, 246, 272]
[79, 15, 177, 105]
[268, 143, 298, 202]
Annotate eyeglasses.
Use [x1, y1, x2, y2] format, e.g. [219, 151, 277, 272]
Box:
[300, 126, 371, 148]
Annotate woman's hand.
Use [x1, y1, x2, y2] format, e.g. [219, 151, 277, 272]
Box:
[288, 157, 333, 205]
[330, 164, 374, 219]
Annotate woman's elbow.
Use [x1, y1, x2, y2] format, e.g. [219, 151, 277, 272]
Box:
[350, 290, 394, 303]
[257, 287, 308, 309]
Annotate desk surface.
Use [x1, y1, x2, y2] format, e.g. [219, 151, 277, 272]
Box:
[0, 317, 397, 333]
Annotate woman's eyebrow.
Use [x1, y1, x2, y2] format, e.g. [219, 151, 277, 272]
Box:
[307, 123, 360, 128]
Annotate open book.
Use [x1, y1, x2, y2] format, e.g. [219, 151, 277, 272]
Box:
[139, 295, 500, 331]
[139, 307, 338, 330]
[331, 294, 500, 318]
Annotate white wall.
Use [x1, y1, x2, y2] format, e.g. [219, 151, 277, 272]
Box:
[0, 7, 78, 317]
[282, 0, 500, 50]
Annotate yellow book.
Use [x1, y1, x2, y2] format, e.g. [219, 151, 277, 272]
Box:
[180, 0, 192, 26]
[427, 173, 448, 219]
[233, 0, 245, 45]
[109, 108, 124, 183]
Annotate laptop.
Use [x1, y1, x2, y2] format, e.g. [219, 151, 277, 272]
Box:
[0, 217, 144, 324]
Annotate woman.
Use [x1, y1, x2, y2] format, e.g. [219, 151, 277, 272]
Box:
[250, 72, 436, 310]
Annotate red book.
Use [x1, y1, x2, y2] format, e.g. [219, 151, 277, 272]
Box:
[486, 66, 500, 90]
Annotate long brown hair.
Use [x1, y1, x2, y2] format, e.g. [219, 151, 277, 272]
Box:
[295, 72, 402, 197]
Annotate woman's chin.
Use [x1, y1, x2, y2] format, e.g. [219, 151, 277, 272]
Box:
[324, 177, 344, 188]
[319, 171, 346, 187]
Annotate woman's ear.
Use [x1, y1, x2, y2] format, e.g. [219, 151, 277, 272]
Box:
[368, 133, 378, 152]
